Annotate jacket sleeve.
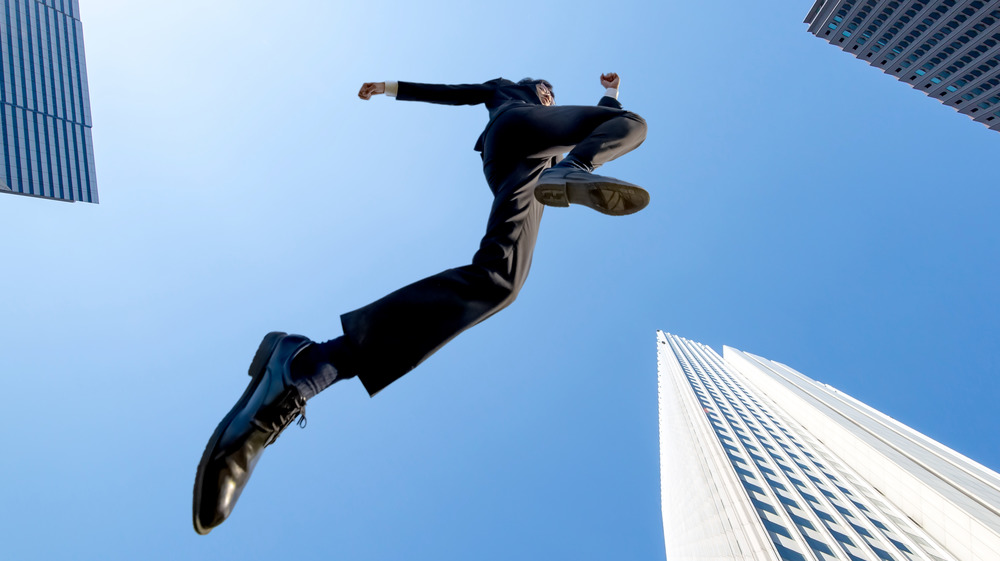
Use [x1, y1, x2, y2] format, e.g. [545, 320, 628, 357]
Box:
[396, 80, 497, 106]
[597, 95, 624, 110]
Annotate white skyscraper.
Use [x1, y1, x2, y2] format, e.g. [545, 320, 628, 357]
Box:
[657, 331, 1000, 561]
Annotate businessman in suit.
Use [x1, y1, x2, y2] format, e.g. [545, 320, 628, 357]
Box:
[193, 73, 648, 534]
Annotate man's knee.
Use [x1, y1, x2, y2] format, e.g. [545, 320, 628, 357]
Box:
[464, 258, 525, 314]
[624, 111, 648, 138]
[483, 271, 521, 311]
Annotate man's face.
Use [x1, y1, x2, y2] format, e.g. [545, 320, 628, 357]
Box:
[537, 83, 554, 106]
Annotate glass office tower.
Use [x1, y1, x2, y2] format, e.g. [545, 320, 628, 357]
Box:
[805, 0, 1000, 133]
[658, 331, 1000, 560]
[1, 0, 97, 202]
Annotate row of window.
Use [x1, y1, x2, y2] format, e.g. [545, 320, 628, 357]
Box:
[891, 9, 997, 75]
[900, 17, 1000, 83]
[913, 31, 999, 91]
[38, 0, 79, 19]
[677, 350, 859, 560]
[847, 0, 909, 49]
[860, 1, 931, 47]
[859, 1, 909, 47]
[674, 340, 949, 561]
[841, 0, 884, 43]
[668, 336, 960, 561]
[725, 415, 874, 559]
[938, 54, 1000, 109]
[7, 0, 79, 20]
[687, 370, 819, 560]
[0, 0, 89, 124]
[827, 0, 862, 35]
[880, 1, 988, 55]
[0, 102, 95, 201]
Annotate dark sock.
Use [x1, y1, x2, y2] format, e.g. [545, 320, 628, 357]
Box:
[289, 336, 359, 400]
[554, 155, 593, 173]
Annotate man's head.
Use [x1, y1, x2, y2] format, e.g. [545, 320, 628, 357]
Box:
[519, 78, 554, 106]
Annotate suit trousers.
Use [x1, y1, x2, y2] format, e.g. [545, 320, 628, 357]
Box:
[342, 104, 647, 396]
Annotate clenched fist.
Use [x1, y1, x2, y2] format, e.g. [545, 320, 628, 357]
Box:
[359, 82, 386, 100]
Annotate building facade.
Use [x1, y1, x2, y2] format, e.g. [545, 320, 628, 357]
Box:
[1, 0, 97, 203]
[805, 0, 1000, 133]
[658, 331, 1000, 560]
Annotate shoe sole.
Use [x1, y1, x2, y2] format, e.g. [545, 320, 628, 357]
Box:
[192, 331, 286, 535]
[534, 180, 649, 216]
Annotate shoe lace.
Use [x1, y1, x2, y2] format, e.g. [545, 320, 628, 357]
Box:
[252, 390, 308, 447]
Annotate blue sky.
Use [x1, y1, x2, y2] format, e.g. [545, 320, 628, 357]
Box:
[3, 1, 999, 560]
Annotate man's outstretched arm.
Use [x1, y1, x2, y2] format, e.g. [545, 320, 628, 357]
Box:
[359, 80, 495, 106]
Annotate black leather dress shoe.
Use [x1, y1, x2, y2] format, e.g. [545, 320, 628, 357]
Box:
[193, 332, 310, 535]
[534, 167, 649, 216]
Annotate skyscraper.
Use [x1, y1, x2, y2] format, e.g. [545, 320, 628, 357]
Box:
[658, 331, 1000, 561]
[1, 0, 97, 203]
[805, 0, 1000, 133]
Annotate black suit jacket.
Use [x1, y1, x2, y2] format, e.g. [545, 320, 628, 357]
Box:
[395, 78, 624, 152]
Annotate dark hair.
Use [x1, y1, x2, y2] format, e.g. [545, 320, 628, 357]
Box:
[518, 77, 553, 92]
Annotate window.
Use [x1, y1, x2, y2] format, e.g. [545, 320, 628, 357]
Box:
[776, 544, 807, 561]
[753, 498, 777, 515]
[790, 512, 816, 530]
[889, 539, 912, 553]
[835, 505, 855, 518]
[870, 545, 895, 560]
[850, 523, 873, 538]
[815, 509, 836, 523]
[763, 519, 792, 539]
[778, 494, 800, 508]
[830, 529, 855, 546]
[805, 537, 835, 557]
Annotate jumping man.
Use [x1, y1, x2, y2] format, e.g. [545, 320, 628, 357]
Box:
[193, 72, 648, 534]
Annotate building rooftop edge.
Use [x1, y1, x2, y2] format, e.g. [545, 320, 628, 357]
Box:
[804, 0, 827, 24]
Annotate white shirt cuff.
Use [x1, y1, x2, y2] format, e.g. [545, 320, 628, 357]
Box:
[385, 81, 399, 97]
[604, 87, 619, 100]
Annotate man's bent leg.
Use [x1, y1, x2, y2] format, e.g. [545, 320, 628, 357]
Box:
[502, 105, 648, 215]
[498, 105, 647, 170]
[341, 159, 547, 396]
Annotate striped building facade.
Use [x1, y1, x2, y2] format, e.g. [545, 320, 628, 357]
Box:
[658, 331, 1000, 560]
[1, 0, 97, 203]
[805, 0, 1000, 133]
